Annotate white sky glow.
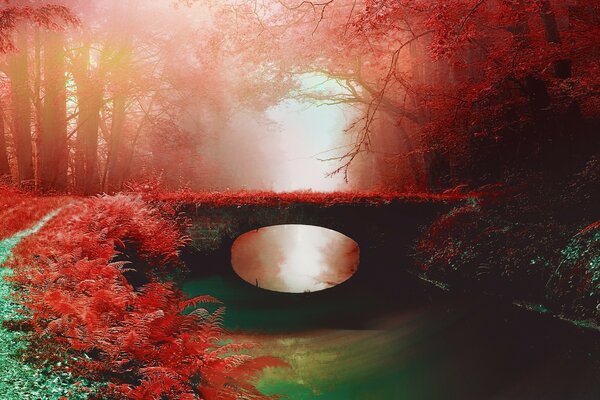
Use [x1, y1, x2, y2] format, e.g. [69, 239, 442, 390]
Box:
[267, 74, 355, 192]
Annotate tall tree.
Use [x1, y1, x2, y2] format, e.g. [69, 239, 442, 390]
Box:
[0, 104, 10, 177]
[38, 30, 68, 190]
[73, 39, 104, 194]
[238, 0, 600, 188]
[6, 26, 34, 183]
[0, 3, 77, 186]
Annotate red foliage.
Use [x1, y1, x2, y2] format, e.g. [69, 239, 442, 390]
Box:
[0, 184, 70, 240]
[0, 3, 79, 53]
[235, 0, 600, 187]
[144, 188, 489, 208]
[4, 192, 284, 399]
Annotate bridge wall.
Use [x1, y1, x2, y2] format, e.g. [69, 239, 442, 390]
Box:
[173, 200, 463, 325]
[184, 202, 452, 250]
[179, 201, 456, 278]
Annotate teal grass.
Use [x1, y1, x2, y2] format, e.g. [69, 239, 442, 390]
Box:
[0, 209, 101, 399]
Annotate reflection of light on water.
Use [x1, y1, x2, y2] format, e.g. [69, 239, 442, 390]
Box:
[231, 224, 359, 293]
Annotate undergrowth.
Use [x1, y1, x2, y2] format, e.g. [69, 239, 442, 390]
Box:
[417, 156, 600, 325]
[1, 188, 285, 399]
[0, 213, 103, 399]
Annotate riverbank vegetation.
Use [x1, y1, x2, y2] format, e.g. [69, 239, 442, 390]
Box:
[0, 187, 284, 399]
[418, 156, 600, 326]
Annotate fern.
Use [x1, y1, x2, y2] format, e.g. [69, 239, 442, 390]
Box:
[2, 191, 283, 399]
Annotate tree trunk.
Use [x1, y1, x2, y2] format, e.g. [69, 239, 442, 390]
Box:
[539, 0, 572, 79]
[73, 41, 103, 194]
[104, 42, 132, 193]
[105, 95, 127, 193]
[0, 106, 10, 177]
[424, 149, 451, 192]
[33, 28, 42, 183]
[7, 27, 34, 184]
[38, 31, 68, 191]
[73, 107, 85, 191]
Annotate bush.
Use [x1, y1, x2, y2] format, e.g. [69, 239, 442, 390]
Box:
[548, 222, 600, 323]
[417, 200, 563, 299]
[6, 194, 284, 399]
[416, 155, 600, 324]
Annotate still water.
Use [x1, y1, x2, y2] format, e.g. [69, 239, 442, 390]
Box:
[182, 227, 600, 400]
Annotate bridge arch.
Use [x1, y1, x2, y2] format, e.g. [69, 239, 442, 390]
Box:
[179, 201, 454, 288]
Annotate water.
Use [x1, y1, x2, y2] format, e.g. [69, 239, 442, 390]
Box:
[182, 235, 600, 399]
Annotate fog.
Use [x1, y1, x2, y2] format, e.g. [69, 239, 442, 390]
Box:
[0, 0, 396, 193]
[191, 94, 356, 192]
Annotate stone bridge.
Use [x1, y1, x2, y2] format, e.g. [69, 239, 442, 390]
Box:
[175, 198, 464, 297]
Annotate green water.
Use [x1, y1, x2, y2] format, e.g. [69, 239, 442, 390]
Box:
[183, 272, 600, 400]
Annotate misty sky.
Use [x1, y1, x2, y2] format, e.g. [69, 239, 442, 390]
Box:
[266, 74, 356, 192]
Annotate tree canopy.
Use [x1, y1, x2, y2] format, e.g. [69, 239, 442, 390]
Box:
[0, 0, 598, 192]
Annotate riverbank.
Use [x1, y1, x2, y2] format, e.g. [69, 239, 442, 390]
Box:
[0, 189, 281, 399]
[416, 157, 600, 330]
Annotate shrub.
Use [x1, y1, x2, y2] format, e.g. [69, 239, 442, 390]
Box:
[416, 156, 599, 322]
[7, 194, 284, 399]
[548, 222, 600, 323]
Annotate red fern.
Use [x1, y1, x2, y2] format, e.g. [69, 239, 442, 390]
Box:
[3, 192, 284, 399]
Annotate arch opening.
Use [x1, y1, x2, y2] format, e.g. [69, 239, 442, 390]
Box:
[231, 224, 359, 293]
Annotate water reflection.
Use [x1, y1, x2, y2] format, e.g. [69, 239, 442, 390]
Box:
[231, 224, 359, 293]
